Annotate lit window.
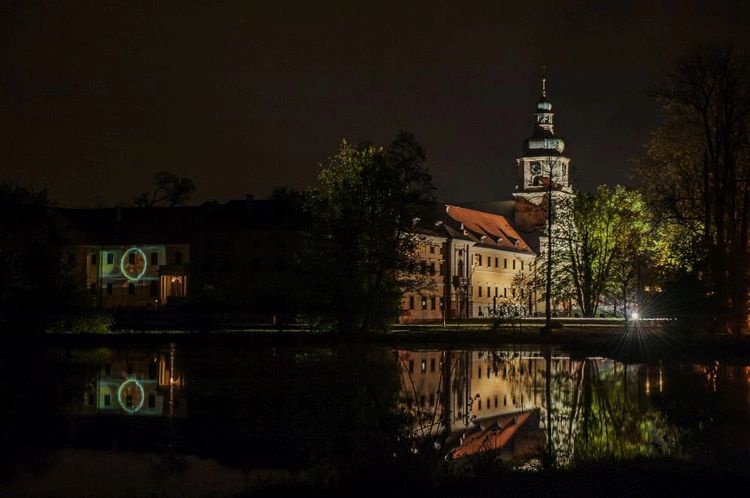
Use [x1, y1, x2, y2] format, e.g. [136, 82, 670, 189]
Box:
[421, 360, 427, 373]
[421, 297, 427, 310]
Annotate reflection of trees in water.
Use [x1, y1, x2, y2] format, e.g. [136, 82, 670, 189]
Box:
[397, 349, 684, 467]
[560, 360, 680, 465]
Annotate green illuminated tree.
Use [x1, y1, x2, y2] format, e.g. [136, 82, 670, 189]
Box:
[557, 186, 651, 317]
[634, 44, 750, 333]
[302, 132, 436, 333]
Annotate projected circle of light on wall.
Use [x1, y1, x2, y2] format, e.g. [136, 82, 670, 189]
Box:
[117, 378, 145, 414]
[120, 247, 147, 281]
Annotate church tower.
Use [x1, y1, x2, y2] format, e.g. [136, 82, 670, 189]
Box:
[513, 79, 573, 233]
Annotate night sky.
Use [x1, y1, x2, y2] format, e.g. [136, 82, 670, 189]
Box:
[2, 1, 748, 207]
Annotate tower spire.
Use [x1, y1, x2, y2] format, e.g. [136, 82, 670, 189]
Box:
[541, 65, 547, 97]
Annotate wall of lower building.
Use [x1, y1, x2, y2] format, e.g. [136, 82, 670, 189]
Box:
[67, 244, 190, 309]
[468, 249, 536, 318]
[400, 236, 448, 323]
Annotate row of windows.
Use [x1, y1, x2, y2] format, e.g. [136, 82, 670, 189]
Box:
[407, 295, 443, 310]
[102, 363, 158, 378]
[404, 393, 436, 408]
[89, 251, 183, 266]
[420, 260, 446, 276]
[407, 357, 440, 373]
[474, 255, 526, 271]
[99, 392, 157, 409]
[474, 394, 522, 411]
[475, 287, 524, 299]
[474, 362, 532, 380]
[91, 281, 160, 297]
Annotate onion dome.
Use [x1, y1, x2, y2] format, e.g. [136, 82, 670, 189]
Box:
[523, 78, 565, 156]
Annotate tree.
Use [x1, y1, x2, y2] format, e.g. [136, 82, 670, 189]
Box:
[0, 183, 89, 330]
[133, 170, 196, 207]
[635, 44, 750, 333]
[556, 186, 651, 318]
[302, 132, 436, 334]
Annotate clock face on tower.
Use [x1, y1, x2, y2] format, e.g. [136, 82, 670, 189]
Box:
[530, 163, 541, 175]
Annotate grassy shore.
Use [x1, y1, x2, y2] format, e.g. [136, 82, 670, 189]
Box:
[23, 319, 750, 362]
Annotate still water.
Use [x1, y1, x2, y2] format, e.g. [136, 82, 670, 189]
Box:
[1, 342, 749, 496]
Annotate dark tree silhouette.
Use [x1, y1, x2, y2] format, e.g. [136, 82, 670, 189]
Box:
[133, 170, 196, 207]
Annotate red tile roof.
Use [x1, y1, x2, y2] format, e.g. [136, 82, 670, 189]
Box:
[443, 205, 533, 254]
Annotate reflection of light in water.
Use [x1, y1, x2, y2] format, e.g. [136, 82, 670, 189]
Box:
[659, 365, 663, 393]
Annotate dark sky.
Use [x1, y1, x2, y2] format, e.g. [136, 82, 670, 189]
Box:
[2, 1, 748, 207]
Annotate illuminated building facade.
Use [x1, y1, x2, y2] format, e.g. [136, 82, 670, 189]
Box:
[61, 197, 304, 312]
[80, 345, 186, 417]
[402, 81, 573, 321]
[59, 82, 572, 320]
[63, 208, 192, 308]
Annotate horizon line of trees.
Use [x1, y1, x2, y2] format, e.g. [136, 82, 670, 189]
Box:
[2, 43, 748, 335]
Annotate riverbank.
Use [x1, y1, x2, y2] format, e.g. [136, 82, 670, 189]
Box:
[15, 322, 750, 362]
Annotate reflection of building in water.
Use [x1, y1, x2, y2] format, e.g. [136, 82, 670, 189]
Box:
[81, 345, 186, 417]
[397, 349, 612, 461]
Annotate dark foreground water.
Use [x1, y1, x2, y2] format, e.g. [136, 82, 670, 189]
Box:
[1, 341, 749, 497]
